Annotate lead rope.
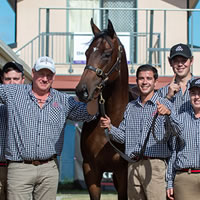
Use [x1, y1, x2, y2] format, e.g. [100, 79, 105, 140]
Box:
[99, 92, 136, 162]
[99, 92, 156, 163]
[99, 93, 184, 162]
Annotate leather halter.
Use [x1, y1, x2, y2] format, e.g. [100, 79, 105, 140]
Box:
[84, 44, 123, 90]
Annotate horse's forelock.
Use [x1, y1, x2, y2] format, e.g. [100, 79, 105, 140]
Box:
[89, 30, 116, 50]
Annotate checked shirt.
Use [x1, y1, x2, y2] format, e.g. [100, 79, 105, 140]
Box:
[0, 84, 95, 161]
[157, 75, 195, 115]
[109, 92, 182, 159]
[167, 106, 200, 189]
[0, 104, 7, 162]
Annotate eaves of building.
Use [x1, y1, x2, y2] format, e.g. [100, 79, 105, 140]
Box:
[0, 39, 32, 83]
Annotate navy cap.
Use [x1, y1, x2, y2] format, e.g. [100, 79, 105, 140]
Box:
[2, 62, 24, 74]
[189, 78, 200, 90]
[169, 43, 192, 60]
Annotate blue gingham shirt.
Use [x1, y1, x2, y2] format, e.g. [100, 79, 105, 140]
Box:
[157, 75, 195, 115]
[109, 92, 182, 159]
[167, 106, 200, 189]
[0, 104, 7, 162]
[0, 84, 95, 161]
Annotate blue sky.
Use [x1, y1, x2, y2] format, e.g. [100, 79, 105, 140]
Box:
[0, 0, 15, 45]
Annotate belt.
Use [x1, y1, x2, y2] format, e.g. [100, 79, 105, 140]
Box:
[8, 155, 57, 166]
[0, 162, 7, 167]
[180, 168, 200, 173]
[132, 156, 165, 161]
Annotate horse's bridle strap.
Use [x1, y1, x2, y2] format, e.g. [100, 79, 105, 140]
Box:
[84, 65, 107, 80]
[84, 44, 122, 80]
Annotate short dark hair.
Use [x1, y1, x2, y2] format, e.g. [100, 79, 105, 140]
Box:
[136, 64, 158, 80]
[2, 62, 24, 76]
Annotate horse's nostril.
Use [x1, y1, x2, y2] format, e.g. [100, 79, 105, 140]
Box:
[83, 91, 88, 99]
[82, 85, 89, 99]
[76, 84, 89, 102]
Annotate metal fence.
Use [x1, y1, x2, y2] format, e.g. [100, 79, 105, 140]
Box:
[15, 7, 200, 76]
[16, 31, 161, 74]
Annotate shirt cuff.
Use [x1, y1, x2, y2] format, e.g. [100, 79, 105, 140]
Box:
[165, 95, 172, 101]
[167, 180, 174, 189]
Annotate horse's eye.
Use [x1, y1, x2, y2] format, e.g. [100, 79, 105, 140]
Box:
[103, 51, 112, 58]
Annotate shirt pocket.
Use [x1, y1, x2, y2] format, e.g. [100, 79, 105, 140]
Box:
[48, 103, 65, 125]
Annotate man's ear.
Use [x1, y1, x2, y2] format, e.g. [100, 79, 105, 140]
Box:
[31, 69, 35, 78]
[22, 76, 25, 84]
[52, 73, 56, 81]
[154, 78, 158, 89]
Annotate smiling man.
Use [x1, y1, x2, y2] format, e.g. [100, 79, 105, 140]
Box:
[167, 78, 200, 200]
[100, 64, 182, 200]
[0, 56, 98, 200]
[158, 43, 195, 114]
[0, 62, 25, 200]
[1, 62, 25, 84]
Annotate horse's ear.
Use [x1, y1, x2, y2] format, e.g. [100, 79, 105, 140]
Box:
[91, 18, 100, 36]
[107, 19, 116, 39]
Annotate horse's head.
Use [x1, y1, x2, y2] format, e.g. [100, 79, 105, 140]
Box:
[76, 19, 123, 103]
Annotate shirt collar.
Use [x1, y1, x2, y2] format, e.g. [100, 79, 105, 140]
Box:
[189, 105, 200, 120]
[28, 84, 55, 98]
[136, 91, 158, 106]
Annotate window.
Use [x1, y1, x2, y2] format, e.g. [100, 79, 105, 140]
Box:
[0, 0, 16, 47]
[101, 0, 137, 63]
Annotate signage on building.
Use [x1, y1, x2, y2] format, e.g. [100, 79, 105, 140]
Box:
[73, 32, 130, 64]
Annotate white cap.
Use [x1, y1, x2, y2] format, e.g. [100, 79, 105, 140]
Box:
[33, 56, 56, 74]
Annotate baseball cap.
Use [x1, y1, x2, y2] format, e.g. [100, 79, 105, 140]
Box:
[33, 56, 56, 74]
[189, 78, 200, 90]
[2, 61, 24, 75]
[169, 43, 192, 60]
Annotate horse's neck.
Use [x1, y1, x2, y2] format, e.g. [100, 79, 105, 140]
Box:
[115, 53, 129, 98]
[108, 81, 128, 102]
[103, 60, 129, 122]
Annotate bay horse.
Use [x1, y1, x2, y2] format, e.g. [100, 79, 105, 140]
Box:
[76, 19, 129, 200]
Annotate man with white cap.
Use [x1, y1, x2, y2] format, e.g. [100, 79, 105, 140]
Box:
[0, 56, 98, 200]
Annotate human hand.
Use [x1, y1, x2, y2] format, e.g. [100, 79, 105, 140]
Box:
[100, 115, 111, 130]
[167, 188, 174, 200]
[157, 101, 171, 115]
[166, 74, 180, 99]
